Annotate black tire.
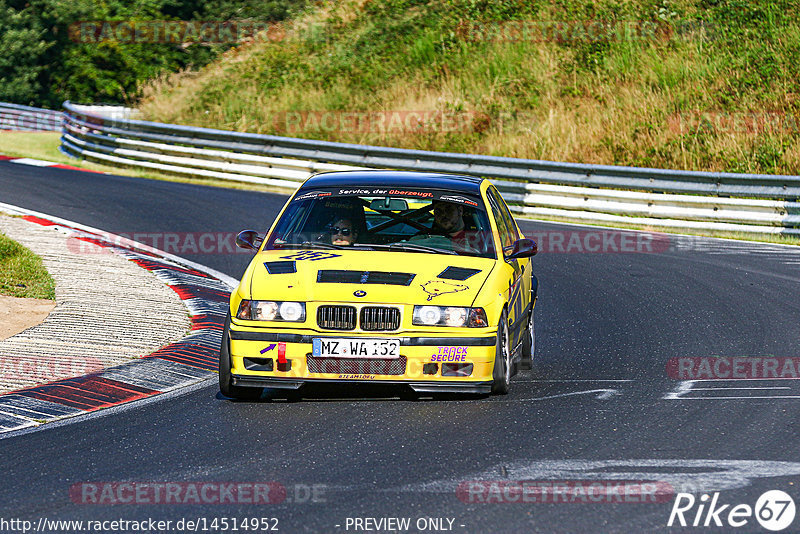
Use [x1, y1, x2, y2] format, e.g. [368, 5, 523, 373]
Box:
[219, 312, 263, 400]
[491, 310, 511, 395]
[520, 307, 535, 371]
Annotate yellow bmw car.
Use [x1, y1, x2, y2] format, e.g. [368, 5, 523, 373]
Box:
[219, 170, 538, 399]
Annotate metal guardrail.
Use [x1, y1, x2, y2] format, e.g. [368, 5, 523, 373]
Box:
[0, 103, 62, 131]
[53, 101, 800, 236]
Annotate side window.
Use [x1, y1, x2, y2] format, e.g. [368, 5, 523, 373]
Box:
[267, 200, 312, 246]
[489, 188, 520, 242]
[487, 193, 513, 252]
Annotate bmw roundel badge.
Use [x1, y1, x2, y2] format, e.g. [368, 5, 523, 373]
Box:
[354, 290, 367, 297]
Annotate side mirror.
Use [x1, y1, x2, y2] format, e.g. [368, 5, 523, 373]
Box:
[505, 238, 537, 260]
[236, 230, 263, 251]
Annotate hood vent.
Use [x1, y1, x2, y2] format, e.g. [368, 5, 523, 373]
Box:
[317, 270, 416, 286]
[264, 261, 296, 274]
[438, 266, 481, 281]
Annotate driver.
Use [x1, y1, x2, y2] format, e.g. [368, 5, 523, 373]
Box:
[329, 217, 358, 246]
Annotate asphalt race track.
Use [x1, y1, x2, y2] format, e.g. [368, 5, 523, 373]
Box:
[2, 160, 800, 533]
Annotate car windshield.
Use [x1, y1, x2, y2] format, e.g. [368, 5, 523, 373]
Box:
[265, 190, 497, 258]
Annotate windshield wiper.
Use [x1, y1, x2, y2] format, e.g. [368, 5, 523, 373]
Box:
[369, 243, 457, 255]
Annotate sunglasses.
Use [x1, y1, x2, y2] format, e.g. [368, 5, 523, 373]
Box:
[331, 227, 353, 236]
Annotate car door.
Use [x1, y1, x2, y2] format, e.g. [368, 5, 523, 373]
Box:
[486, 187, 531, 350]
[492, 189, 534, 337]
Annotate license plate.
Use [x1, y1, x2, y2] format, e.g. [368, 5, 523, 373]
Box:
[312, 338, 400, 359]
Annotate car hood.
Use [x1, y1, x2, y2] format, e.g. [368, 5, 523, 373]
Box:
[248, 249, 496, 306]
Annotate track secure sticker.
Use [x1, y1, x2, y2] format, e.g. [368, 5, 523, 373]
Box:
[420, 280, 468, 301]
[431, 347, 468, 362]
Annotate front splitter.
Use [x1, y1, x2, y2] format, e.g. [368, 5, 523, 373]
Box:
[231, 375, 492, 394]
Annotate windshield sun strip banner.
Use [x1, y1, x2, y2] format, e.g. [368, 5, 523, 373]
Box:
[292, 188, 481, 206]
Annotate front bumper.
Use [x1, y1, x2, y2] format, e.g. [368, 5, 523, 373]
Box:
[231, 375, 493, 394]
[228, 325, 497, 389]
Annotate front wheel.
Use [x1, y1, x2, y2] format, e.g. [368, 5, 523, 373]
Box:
[491, 310, 511, 395]
[219, 312, 263, 400]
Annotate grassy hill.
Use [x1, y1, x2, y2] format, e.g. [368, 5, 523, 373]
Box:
[138, 0, 800, 175]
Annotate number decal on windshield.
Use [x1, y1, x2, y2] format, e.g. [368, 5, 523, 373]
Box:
[280, 251, 342, 261]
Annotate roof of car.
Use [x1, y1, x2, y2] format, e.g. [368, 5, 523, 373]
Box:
[300, 171, 485, 194]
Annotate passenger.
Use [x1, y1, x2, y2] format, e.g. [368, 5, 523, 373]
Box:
[329, 217, 358, 246]
[429, 200, 469, 249]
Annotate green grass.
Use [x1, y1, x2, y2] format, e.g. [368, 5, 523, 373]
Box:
[0, 132, 108, 170]
[137, 0, 800, 175]
[0, 231, 55, 299]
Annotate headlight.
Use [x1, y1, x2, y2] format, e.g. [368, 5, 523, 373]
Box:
[444, 307, 467, 327]
[253, 301, 278, 320]
[416, 306, 442, 325]
[237, 300, 306, 322]
[279, 301, 304, 321]
[413, 306, 487, 327]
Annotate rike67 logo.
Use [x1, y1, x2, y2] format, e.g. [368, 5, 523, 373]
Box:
[668, 490, 796, 531]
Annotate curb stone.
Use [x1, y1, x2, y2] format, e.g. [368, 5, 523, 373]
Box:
[0, 215, 191, 391]
[0, 206, 233, 434]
